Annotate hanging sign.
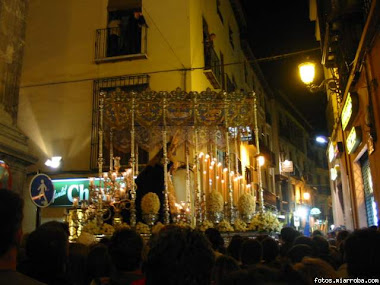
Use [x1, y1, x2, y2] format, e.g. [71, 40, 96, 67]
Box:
[341, 92, 359, 131]
[346, 126, 362, 154]
[51, 178, 92, 207]
[29, 174, 55, 207]
[281, 160, 293, 173]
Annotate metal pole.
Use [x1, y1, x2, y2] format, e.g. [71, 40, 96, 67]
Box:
[252, 91, 265, 213]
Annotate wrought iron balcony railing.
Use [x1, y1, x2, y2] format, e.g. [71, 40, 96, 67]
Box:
[95, 26, 147, 63]
[204, 46, 222, 89]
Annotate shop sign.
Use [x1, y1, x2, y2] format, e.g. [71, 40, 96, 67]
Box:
[328, 142, 335, 163]
[281, 160, 293, 173]
[330, 167, 338, 181]
[310, 207, 321, 215]
[51, 178, 92, 207]
[341, 92, 359, 131]
[346, 126, 362, 154]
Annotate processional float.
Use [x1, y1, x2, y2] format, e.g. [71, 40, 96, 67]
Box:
[71, 87, 276, 238]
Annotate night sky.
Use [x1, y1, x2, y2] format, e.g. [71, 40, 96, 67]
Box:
[241, 0, 328, 135]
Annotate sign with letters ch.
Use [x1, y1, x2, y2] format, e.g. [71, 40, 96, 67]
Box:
[29, 174, 55, 208]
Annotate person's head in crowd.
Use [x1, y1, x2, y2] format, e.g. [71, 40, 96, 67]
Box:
[222, 269, 250, 285]
[211, 255, 240, 285]
[280, 227, 299, 257]
[68, 242, 88, 285]
[247, 264, 281, 284]
[87, 243, 112, 284]
[311, 235, 330, 256]
[287, 244, 313, 264]
[109, 228, 143, 272]
[293, 257, 337, 284]
[145, 226, 215, 285]
[336, 230, 349, 246]
[23, 224, 69, 283]
[39, 220, 70, 238]
[311, 230, 324, 238]
[227, 235, 245, 262]
[240, 239, 262, 267]
[205, 228, 225, 254]
[344, 228, 380, 278]
[261, 237, 279, 263]
[0, 189, 24, 270]
[293, 236, 313, 248]
[280, 227, 297, 244]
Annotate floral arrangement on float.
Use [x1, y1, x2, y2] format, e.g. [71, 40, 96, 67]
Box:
[237, 193, 256, 223]
[141, 192, 161, 225]
[206, 191, 224, 223]
[248, 211, 282, 233]
[152, 222, 165, 235]
[135, 222, 151, 234]
[199, 220, 214, 232]
[233, 218, 248, 232]
[218, 219, 234, 232]
[81, 220, 116, 236]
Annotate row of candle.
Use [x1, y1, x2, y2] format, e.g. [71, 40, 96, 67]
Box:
[197, 152, 253, 202]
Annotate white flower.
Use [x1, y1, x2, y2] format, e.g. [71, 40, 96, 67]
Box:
[206, 192, 224, 213]
[248, 211, 282, 232]
[141, 192, 160, 214]
[237, 194, 256, 215]
[218, 219, 234, 232]
[234, 218, 247, 232]
[136, 222, 151, 234]
[199, 220, 214, 231]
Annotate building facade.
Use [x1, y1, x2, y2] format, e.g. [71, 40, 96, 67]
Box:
[311, 0, 380, 229]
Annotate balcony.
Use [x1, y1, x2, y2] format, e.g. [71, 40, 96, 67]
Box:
[95, 26, 147, 63]
[204, 47, 222, 89]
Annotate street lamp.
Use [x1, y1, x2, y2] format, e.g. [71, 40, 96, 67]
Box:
[298, 60, 338, 93]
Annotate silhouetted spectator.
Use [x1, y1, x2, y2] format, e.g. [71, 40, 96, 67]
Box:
[293, 257, 337, 285]
[240, 239, 262, 269]
[344, 228, 380, 278]
[87, 243, 112, 285]
[311, 230, 324, 238]
[205, 228, 225, 256]
[311, 235, 337, 269]
[19, 224, 70, 285]
[226, 235, 245, 263]
[145, 226, 215, 285]
[279, 227, 298, 257]
[108, 229, 145, 285]
[287, 244, 313, 264]
[211, 255, 240, 285]
[293, 236, 313, 248]
[0, 188, 45, 285]
[68, 243, 88, 285]
[261, 237, 280, 269]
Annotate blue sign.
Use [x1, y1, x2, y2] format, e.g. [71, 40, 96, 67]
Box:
[29, 174, 55, 207]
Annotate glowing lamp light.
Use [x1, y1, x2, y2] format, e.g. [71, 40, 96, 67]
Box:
[295, 206, 308, 219]
[316, 136, 328, 144]
[303, 192, 310, 201]
[45, 156, 62, 168]
[298, 61, 315, 85]
[257, 155, 265, 167]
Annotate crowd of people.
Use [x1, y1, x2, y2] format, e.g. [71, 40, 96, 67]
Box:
[1, 188, 380, 285]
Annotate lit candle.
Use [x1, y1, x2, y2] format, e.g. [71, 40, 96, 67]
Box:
[73, 197, 79, 207]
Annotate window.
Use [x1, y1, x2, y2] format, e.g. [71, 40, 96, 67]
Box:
[229, 25, 234, 49]
[91, 75, 150, 169]
[95, 0, 147, 61]
[216, 0, 224, 23]
[226, 74, 236, 92]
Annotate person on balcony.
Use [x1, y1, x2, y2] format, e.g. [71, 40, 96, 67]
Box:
[107, 14, 121, 57]
[125, 10, 147, 55]
[204, 33, 216, 69]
